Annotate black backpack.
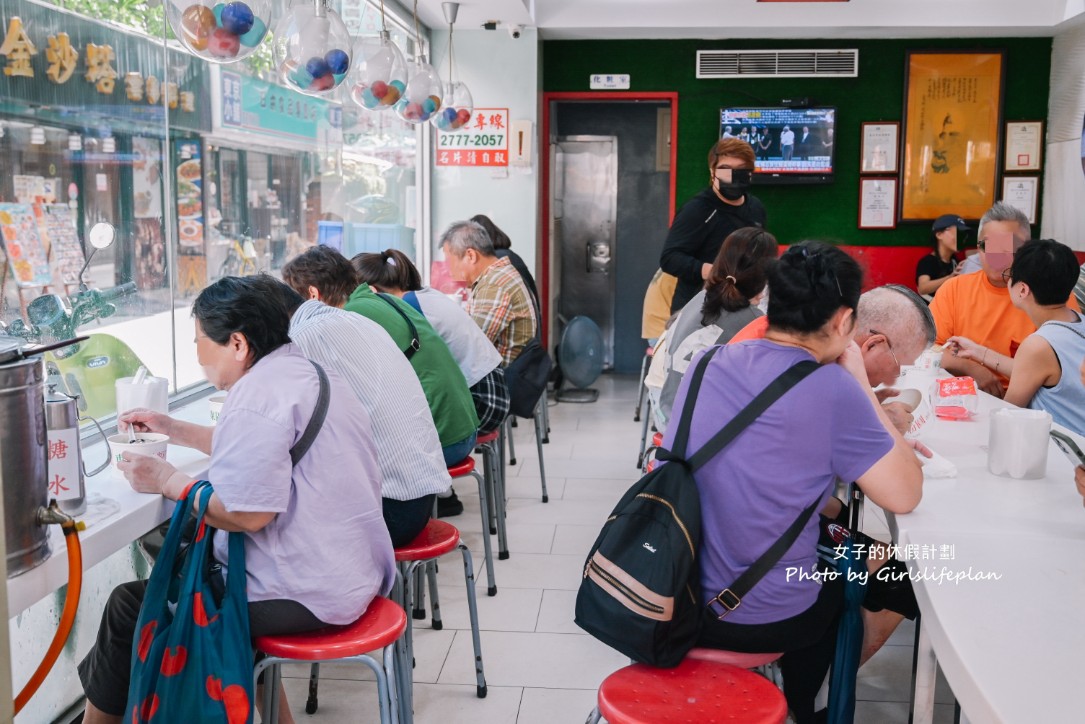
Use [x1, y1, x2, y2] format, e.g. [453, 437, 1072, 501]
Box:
[574, 347, 818, 667]
[504, 336, 552, 418]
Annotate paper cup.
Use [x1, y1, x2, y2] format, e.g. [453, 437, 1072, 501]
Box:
[108, 433, 169, 469]
[208, 393, 227, 424]
[115, 376, 169, 416]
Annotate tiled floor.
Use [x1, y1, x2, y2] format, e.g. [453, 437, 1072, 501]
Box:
[279, 375, 959, 723]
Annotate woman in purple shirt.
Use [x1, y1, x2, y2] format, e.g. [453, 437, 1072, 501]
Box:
[78, 276, 395, 724]
[666, 242, 923, 723]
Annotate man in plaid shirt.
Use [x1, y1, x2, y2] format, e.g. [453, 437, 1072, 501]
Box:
[441, 220, 538, 366]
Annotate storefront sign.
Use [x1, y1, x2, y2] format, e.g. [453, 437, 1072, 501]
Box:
[220, 70, 330, 140]
[0, 1, 206, 128]
[436, 108, 509, 167]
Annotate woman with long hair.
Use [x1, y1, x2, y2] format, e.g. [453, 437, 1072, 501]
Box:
[653, 227, 778, 428]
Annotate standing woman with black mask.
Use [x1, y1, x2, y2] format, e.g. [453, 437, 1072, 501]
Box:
[660, 137, 767, 314]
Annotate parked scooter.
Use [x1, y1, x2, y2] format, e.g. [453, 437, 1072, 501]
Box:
[5, 222, 145, 418]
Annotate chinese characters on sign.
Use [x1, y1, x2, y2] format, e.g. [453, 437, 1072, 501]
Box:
[589, 74, 630, 90]
[0, 18, 36, 77]
[436, 108, 510, 167]
[45, 32, 77, 84]
[0, 15, 198, 112]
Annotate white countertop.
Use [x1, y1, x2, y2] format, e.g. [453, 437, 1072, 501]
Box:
[888, 370, 1085, 723]
[6, 396, 214, 617]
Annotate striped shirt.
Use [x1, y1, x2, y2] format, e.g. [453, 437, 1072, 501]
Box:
[468, 257, 538, 365]
[288, 301, 451, 501]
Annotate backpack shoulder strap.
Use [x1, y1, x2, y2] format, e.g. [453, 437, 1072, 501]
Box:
[375, 292, 421, 359]
[666, 346, 721, 459]
[290, 360, 330, 466]
[708, 497, 821, 618]
[687, 360, 820, 472]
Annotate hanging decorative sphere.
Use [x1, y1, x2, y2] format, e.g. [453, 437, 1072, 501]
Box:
[273, 2, 353, 97]
[432, 81, 474, 132]
[167, 0, 270, 62]
[395, 57, 444, 124]
[348, 33, 408, 113]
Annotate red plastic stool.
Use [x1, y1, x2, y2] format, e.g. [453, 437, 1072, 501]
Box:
[586, 658, 788, 724]
[475, 428, 509, 559]
[447, 456, 497, 596]
[391, 519, 487, 722]
[253, 596, 406, 723]
[642, 432, 666, 474]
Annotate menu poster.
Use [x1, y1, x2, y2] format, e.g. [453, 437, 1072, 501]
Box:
[39, 204, 86, 285]
[174, 140, 204, 249]
[0, 203, 52, 287]
[135, 218, 167, 289]
[132, 137, 164, 220]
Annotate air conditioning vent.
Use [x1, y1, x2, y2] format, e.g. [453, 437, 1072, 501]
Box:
[696, 49, 859, 78]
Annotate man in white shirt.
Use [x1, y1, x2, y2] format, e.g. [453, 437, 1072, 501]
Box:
[256, 276, 452, 545]
[780, 125, 795, 161]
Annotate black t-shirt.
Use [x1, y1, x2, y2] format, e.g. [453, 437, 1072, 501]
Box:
[915, 254, 956, 286]
[659, 187, 768, 313]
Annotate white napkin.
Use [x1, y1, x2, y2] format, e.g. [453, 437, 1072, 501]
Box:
[918, 445, 957, 479]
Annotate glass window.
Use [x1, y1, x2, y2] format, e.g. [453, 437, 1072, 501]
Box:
[0, 0, 430, 421]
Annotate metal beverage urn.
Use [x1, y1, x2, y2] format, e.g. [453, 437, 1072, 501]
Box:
[0, 343, 50, 578]
[43, 376, 110, 517]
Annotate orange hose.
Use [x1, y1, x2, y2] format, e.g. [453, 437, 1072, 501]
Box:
[14, 519, 83, 715]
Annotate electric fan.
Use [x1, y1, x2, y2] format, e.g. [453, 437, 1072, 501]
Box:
[555, 315, 604, 403]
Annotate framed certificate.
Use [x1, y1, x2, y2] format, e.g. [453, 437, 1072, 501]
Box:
[858, 177, 898, 229]
[1004, 121, 1043, 171]
[900, 51, 1004, 221]
[1001, 176, 1038, 224]
[860, 122, 900, 174]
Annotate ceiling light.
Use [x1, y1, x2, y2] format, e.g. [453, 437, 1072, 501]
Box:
[101, 136, 115, 153]
[68, 133, 82, 152]
[30, 126, 46, 145]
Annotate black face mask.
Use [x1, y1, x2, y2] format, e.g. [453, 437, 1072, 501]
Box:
[716, 168, 752, 200]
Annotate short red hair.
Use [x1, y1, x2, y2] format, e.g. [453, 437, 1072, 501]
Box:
[707, 137, 756, 172]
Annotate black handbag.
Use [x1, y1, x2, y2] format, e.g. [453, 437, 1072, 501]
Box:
[504, 337, 552, 418]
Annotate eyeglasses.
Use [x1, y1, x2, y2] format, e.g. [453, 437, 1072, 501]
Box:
[978, 238, 1027, 253]
[869, 329, 900, 373]
[1001, 268, 1016, 283]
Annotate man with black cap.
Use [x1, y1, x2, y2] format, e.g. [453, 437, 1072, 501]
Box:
[915, 213, 969, 301]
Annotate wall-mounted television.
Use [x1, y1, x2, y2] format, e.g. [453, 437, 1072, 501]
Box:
[720, 107, 836, 184]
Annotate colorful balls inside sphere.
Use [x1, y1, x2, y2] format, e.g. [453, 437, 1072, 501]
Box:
[212, 3, 225, 24]
[371, 80, 388, 99]
[325, 49, 350, 75]
[208, 26, 241, 58]
[239, 16, 266, 47]
[306, 57, 331, 79]
[220, 1, 255, 36]
[180, 4, 217, 51]
[309, 74, 335, 92]
[421, 97, 437, 114]
[382, 85, 400, 105]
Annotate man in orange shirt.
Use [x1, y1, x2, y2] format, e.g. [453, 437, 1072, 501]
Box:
[933, 202, 1077, 397]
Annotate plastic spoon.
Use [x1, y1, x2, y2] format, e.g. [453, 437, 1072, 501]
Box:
[127, 366, 149, 442]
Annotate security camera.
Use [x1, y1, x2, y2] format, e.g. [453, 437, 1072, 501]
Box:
[507, 24, 523, 39]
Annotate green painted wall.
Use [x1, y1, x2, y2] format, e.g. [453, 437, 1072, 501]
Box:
[543, 37, 1052, 247]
